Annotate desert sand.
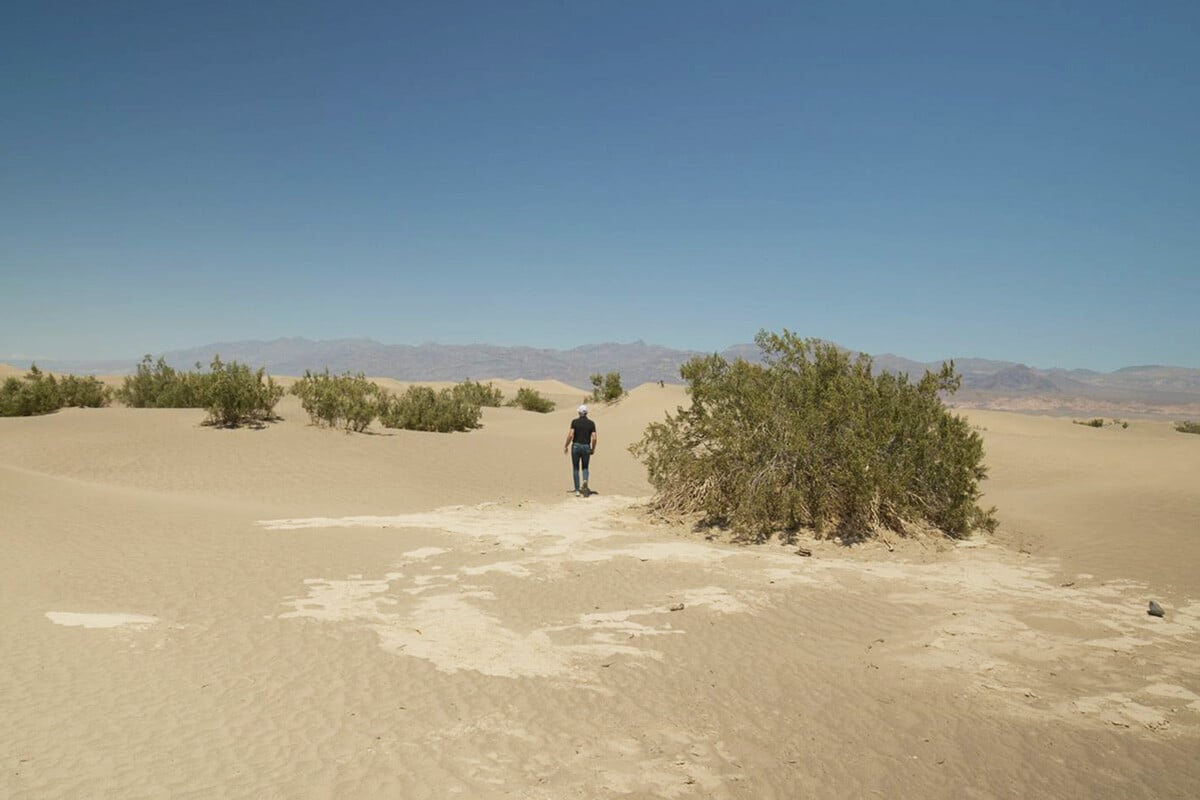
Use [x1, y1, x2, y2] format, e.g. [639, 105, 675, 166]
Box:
[2, 375, 1198, 798]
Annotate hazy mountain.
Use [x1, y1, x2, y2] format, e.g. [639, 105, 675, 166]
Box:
[971, 365, 1064, 393]
[20, 337, 1200, 416]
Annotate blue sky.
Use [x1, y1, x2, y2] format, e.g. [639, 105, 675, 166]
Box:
[2, 1, 1197, 370]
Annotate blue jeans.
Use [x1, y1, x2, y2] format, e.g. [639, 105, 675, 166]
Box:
[571, 442, 592, 490]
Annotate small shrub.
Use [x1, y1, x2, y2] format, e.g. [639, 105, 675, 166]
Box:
[203, 355, 284, 427]
[590, 371, 626, 404]
[508, 387, 555, 413]
[1073, 418, 1106, 428]
[1176, 421, 1200, 435]
[380, 384, 482, 432]
[290, 370, 385, 432]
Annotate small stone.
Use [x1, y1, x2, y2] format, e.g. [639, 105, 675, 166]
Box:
[1148, 600, 1165, 617]
[669, 603, 685, 612]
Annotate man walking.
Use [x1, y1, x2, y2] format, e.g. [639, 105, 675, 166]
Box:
[564, 404, 598, 496]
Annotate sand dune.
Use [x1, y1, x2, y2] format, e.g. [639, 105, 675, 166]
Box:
[2, 384, 1198, 798]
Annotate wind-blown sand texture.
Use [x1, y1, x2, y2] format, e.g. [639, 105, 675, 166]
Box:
[3, 378, 1198, 798]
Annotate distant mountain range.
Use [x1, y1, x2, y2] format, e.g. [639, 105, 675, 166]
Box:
[20, 337, 1200, 416]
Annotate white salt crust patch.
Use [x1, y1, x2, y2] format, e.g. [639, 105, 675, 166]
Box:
[265, 496, 774, 681]
[46, 612, 159, 629]
[265, 496, 1200, 733]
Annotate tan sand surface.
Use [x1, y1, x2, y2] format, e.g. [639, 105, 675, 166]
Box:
[2, 383, 1198, 798]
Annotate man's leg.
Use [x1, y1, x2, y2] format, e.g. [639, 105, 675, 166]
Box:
[571, 446, 582, 493]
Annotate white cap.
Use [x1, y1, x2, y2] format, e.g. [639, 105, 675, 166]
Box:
[577, 404, 588, 415]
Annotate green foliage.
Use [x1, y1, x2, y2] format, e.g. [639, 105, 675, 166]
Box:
[115, 356, 210, 408]
[590, 371, 626, 404]
[508, 386, 556, 413]
[113, 354, 280, 426]
[0, 365, 113, 416]
[203, 356, 284, 427]
[630, 330, 997, 543]
[290, 369, 384, 432]
[1072, 418, 1129, 430]
[1176, 421, 1200, 435]
[1, 365, 59, 416]
[379, 384, 482, 432]
[454, 380, 505, 407]
[58, 374, 113, 408]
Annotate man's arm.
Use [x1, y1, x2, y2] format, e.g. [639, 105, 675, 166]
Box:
[590, 430, 597, 453]
[564, 427, 574, 454]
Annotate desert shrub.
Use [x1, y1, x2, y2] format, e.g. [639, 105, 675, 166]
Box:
[58, 374, 112, 408]
[1176, 421, 1200, 435]
[0, 366, 113, 416]
[115, 356, 210, 408]
[1072, 418, 1129, 429]
[0, 378, 23, 416]
[630, 330, 996, 543]
[379, 384, 482, 432]
[290, 369, 384, 432]
[203, 356, 284, 427]
[508, 387, 555, 413]
[0, 365, 62, 416]
[454, 380, 504, 407]
[590, 371, 626, 404]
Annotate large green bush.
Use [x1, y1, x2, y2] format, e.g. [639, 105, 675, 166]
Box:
[115, 356, 210, 408]
[380, 385, 482, 432]
[58, 374, 113, 408]
[630, 330, 996, 542]
[203, 356, 284, 427]
[508, 387, 555, 413]
[1176, 421, 1200, 435]
[290, 370, 384, 432]
[590, 371, 626, 404]
[455, 380, 505, 407]
[0, 365, 112, 416]
[114, 355, 280, 426]
[2, 366, 58, 416]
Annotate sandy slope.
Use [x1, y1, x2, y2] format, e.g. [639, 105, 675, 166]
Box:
[2, 383, 1198, 799]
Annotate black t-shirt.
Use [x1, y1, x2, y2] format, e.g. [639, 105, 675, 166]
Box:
[570, 416, 596, 444]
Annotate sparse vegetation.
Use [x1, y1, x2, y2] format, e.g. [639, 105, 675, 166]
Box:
[508, 387, 555, 414]
[590, 371, 626, 404]
[630, 330, 997, 543]
[1072, 418, 1129, 429]
[380, 385, 482, 432]
[1176, 421, 1200, 435]
[290, 370, 384, 432]
[0, 365, 113, 416]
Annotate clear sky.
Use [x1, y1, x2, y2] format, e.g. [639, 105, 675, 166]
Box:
[2, 1, 1197, 370]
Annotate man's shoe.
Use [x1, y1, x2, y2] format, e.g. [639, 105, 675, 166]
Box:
[581, 480, 589, 494]
[574, 490, 582, 497]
